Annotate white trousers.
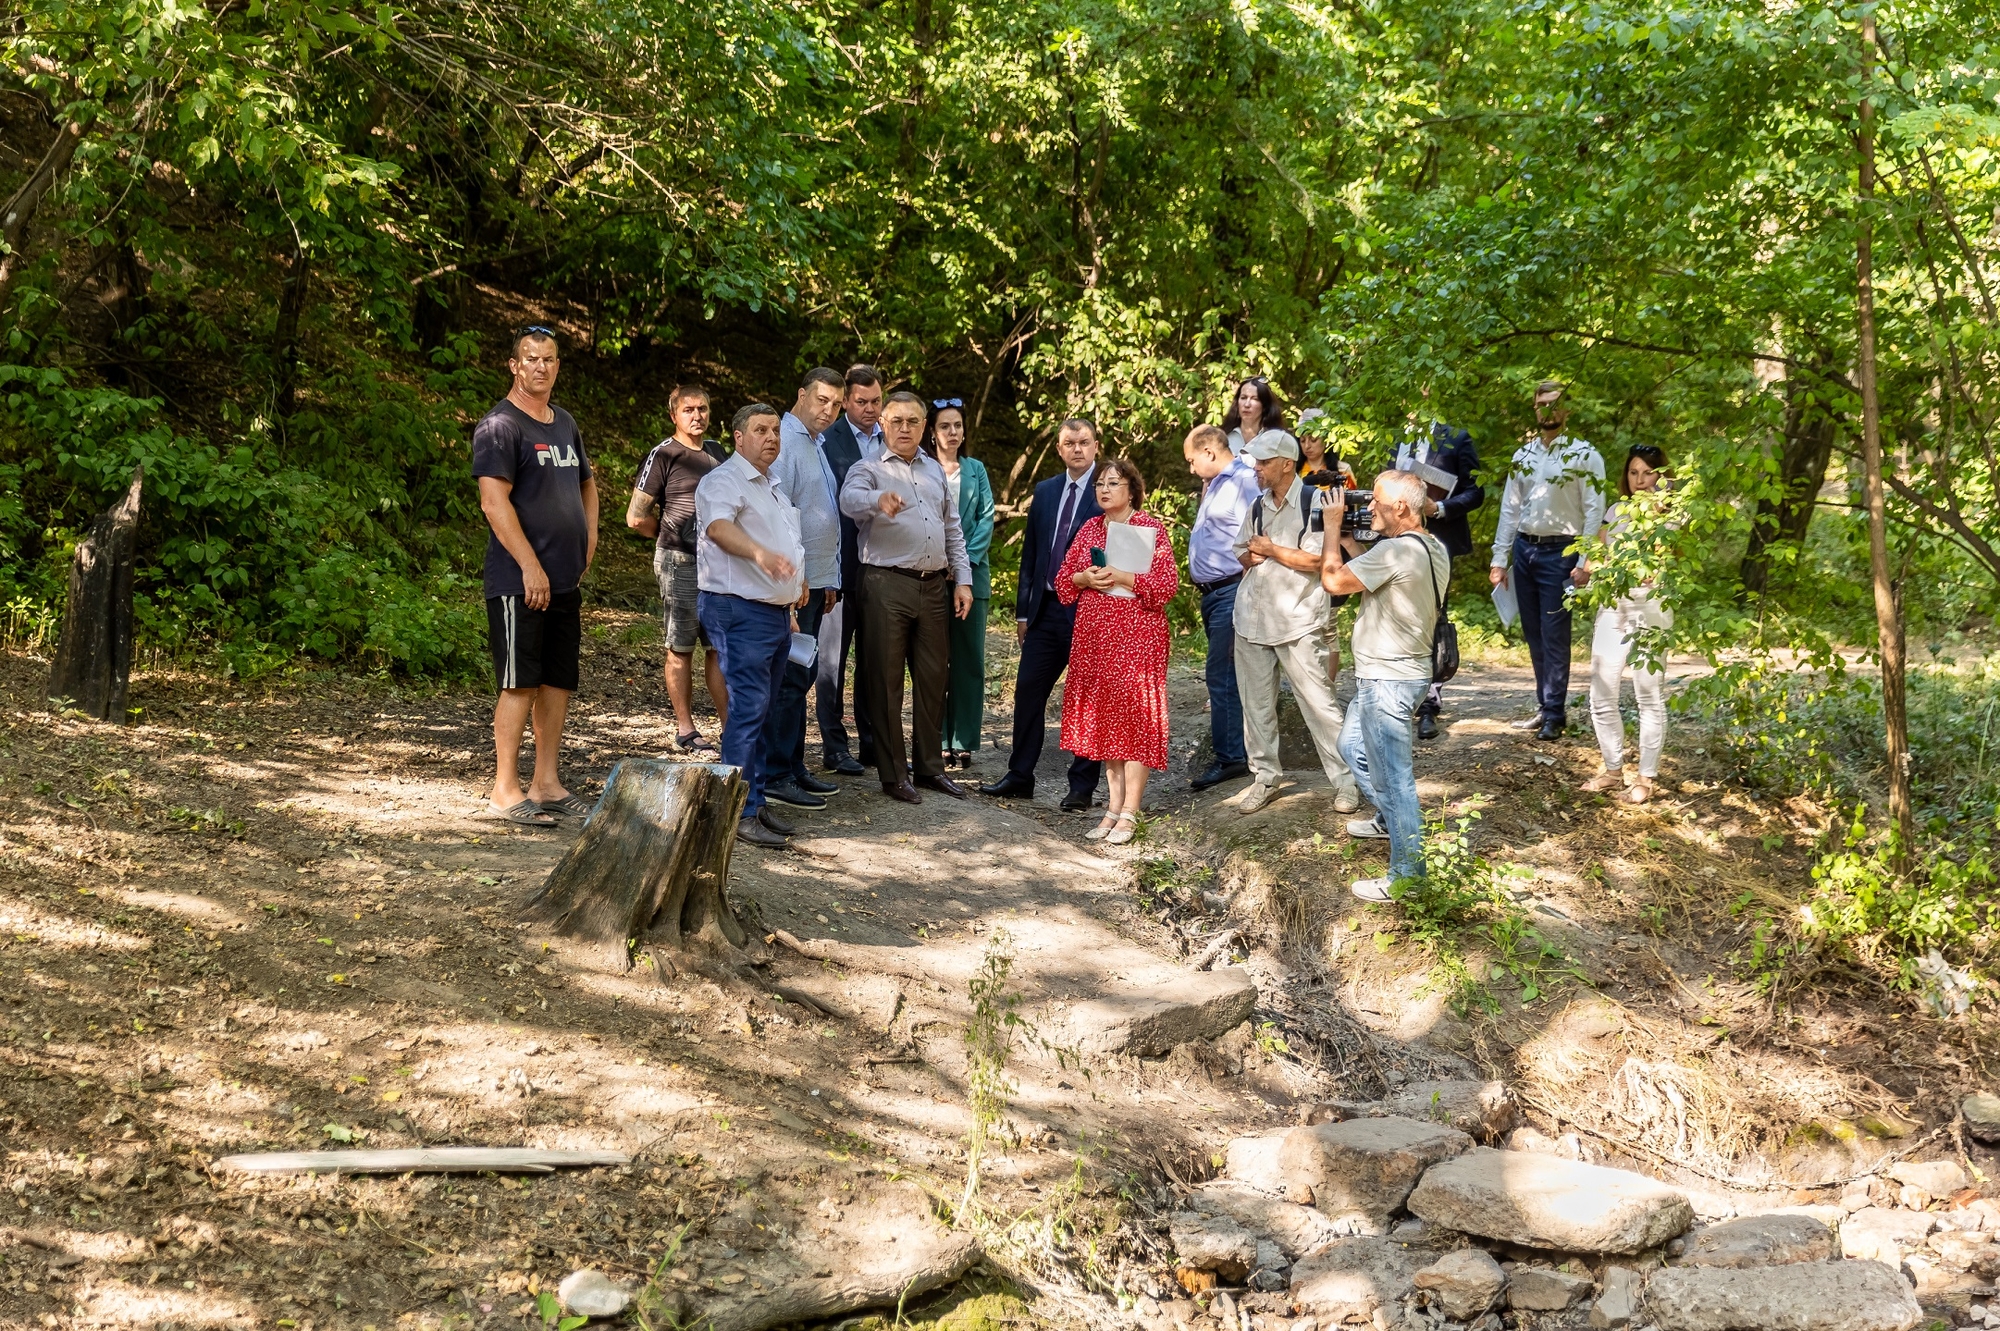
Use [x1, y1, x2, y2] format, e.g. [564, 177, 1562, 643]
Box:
[1237, 632, 1355, 792]
[1589, 599, 1671, 778]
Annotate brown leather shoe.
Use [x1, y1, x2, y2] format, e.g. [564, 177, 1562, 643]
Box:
[881, 779, 922, 805]
[917, 774, 969, 800]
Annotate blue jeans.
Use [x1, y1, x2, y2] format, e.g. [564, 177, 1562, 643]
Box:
[759, 589, 827, 786]
[1513, 536, 1580, 722]
[1337, 676, 1431, 881]
[1200, 581, 1246, 765]
[697, 592, 792, 818]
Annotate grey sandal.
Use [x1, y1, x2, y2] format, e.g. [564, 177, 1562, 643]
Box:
[539, 794, 593, 817]
[493, 799, 557, 826]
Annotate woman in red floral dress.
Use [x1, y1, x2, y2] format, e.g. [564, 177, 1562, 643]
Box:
[1057, 457, 1180, 845]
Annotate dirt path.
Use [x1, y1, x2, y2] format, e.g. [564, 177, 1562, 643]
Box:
[1, 620, 1991, 1331]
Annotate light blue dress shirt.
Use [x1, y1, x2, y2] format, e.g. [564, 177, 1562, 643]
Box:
[1190, 455, 1259, 585]
[776, 411, 843, 590]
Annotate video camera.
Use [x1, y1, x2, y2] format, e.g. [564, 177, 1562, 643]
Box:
[1302, 469, 1379, 542]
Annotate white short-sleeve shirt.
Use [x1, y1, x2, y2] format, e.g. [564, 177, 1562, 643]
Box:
[694, 452, 805, 607]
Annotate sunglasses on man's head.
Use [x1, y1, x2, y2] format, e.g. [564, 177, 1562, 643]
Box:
[932, 398, 964, 409]
[519, 324, 556, 339]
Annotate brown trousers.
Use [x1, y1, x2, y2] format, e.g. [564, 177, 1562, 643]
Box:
[859, 565, 950, 782]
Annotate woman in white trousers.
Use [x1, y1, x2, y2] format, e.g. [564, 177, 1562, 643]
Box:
[1581, 444, 1671, 804]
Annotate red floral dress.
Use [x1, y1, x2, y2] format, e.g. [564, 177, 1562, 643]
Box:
[1056, 512, 1180, 770]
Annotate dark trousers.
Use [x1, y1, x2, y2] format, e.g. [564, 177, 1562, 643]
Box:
[1006, 600, 1103, 799]
[696, 592, 791, 818]
[1513, 535, 1581, 723]
[758, 588, 827, 786]
[944, 595, 990, 752]
[817, 566, 875, 762]
[859, 566, 950, 782]
[1200, 581, 1246, 765]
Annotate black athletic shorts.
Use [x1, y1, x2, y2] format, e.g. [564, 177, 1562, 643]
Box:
[487, 589, 582, 692]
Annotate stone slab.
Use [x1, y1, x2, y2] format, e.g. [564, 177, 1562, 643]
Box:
[1289, 1236, 1426, 1322]
[1508, 1266, 1594, 1311]
[1643, 1258, 1922, 1331]
[1222, 1132, 1291, 1198]
[1169, 1211, 1256, 1280]
[1191, 1180, 1346, 1258]
[1343, 1080, 1519, 1142]
[1278, 1116, 1471, 1232]
[1065, 969, 1257, 1056]
[1412, 1247, 1505, 1319]
[1406, 1147, 1694, 1254]
[1888, 1159, 1968, 1196]
[1840, 1207, 1936, 1265]
[1678, 1214, 1839, 1268]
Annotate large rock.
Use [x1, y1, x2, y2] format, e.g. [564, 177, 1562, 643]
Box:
[1677, 1214, 1839, 1268]
[1643, 1258, 1922, 1331]
[1289, 1237, 1426, 1322]
[1412, 1247, 1506, 1319]
[1407, 1147, 1694, 1254]
[1888, 1159, 1967, 1196]
[1508, 1266, 1594, 1311]
[1964, 1092, 2000, 1144]
[1168, 1211, 1257, 1281]
[1840, 1207, 1935, 1264]
[1064, 970, 1257, 1056]
[1190, 1180, 1346, 1258]
[1278, 1117, 1472, 1232]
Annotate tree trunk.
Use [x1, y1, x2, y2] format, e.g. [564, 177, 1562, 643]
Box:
[47, 465, 143, 722]
[1856, 18, 1915, 857]
[1740, 374, 1838, 597]
[274, 242, 310, 418]
[519, 760, 751, 972]
[0, 117, 85, 310]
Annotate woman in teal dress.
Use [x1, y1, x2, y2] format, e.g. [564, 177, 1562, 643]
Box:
[927, 398, 994, 770]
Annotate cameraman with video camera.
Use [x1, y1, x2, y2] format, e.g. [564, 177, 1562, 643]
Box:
[1320, 470, 1450, 902]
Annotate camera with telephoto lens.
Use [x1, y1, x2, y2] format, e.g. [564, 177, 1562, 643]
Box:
[1302, 470, 1380, 542]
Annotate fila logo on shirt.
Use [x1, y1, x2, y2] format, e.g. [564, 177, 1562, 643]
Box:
[534, 442, 582, 468]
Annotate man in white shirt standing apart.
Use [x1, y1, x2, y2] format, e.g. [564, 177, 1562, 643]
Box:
[1230, 430, 1361, 816]
[695, 403, 808, 848]
[1487, 381, 1605, 742]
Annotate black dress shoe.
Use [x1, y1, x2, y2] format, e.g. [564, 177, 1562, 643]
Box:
[1535, 719, 1565, 742]
[978, 773, 1033, 799]
[918, 774, 969, 800]
[1191, 760, 1251, 791]
[758, 806, 797, 836]
[794, 771, 839, 795]
[1060, 790, 1094, 813]
[824, 752, 866, 776]
[882, 779, 922, 805]
[764, 780, 827, 810]
[1417, 713, 1439, 741]
[736, 816, 787, 847]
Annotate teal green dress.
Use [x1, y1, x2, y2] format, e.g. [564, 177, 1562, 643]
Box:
[944, 456, 995, 753]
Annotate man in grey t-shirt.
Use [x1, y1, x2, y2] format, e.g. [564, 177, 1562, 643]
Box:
[1322, 470, 1448, 900]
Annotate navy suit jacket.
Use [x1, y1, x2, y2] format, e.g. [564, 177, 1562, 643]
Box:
[819, 413, 874, 592]
[1014, 468, 1102, 626]
[1414, 422, 1485, 559]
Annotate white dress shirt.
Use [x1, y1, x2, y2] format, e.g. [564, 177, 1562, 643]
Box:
[774, 411, 842, 591]
[694, 452, 805, 606]
[1490, 434, 1607, 564]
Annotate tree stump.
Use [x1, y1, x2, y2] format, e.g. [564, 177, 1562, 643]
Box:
[520, 759, 751, 972]
[47, 464, 143, 722]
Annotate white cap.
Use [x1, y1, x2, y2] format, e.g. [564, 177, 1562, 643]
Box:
[1246, 429, 1300, 461]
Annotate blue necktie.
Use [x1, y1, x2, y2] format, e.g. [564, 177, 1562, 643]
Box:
[1048, 481, 1079, 589]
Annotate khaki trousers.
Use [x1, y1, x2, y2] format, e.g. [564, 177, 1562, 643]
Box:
[1237, 630, 1355, 793]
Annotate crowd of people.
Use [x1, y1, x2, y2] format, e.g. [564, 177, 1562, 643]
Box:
[469, 326, 1675, 897]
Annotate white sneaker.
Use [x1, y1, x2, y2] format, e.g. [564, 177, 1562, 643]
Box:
[1237, 781, 1281, 814]
[1347, 815, 1389, 839]
[1333, 783, 1362, 815]
[1351, 876, 1395, 902]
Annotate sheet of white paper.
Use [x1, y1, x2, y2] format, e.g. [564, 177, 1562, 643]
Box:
[1491, 568, 1519, 630]
[1104, 521, 1158, 600]
[788, 632, 818, 669]
[1395, 443, 1460, 497]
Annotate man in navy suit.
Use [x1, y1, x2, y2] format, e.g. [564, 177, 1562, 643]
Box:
[814, 365, 884, 774]
[1396, 419, 1485, 739]
[978, 418, 1104, 810]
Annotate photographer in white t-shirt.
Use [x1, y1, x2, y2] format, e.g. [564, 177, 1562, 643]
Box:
[1320, 470, 1450, 902]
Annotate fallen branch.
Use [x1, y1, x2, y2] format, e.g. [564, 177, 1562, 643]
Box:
[1188, 929, 1241, 972]
[212, 1147, 629, 1175]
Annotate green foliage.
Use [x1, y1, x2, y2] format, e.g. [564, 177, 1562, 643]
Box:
[961, 930, 1021, 1217]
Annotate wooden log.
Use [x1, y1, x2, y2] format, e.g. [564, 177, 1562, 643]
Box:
[212, 1147, 629, 1175]
[520, 759, 750, 971]
[47, 464, 142, 722]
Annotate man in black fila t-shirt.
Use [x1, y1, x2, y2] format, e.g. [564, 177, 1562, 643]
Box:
[472, 325, 599, 826]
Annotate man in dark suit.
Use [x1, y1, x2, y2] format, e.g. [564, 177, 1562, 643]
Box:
[814, 365, 884, 774]
[1397, 419, 1485, 739]
[978, 418, 1104, 810]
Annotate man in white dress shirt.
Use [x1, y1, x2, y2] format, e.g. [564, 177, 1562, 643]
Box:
[695, 404, 808, 847]
[1487, 381, 1606, 741]
[759, 367, 847, 810]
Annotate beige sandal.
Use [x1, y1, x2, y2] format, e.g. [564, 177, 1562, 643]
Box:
[1620, 778, 1654, 804]
[1581, 770, 1626, 794]
[1105, 811, 1139, 846]
[1084, 813, 1119, 842]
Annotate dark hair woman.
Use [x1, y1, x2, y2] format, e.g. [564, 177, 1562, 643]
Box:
[1055, 456, 1179, 845]
[1222, 377, 1285, 457]
[1581, 443, 1673, 804]
[923, 399, 995, 769]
